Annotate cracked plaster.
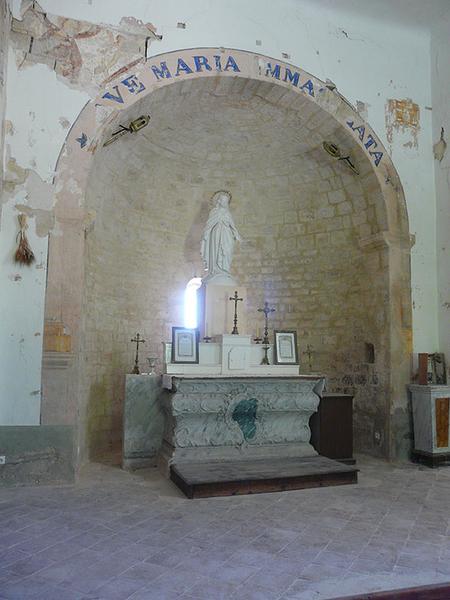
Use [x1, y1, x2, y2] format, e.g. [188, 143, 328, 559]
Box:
[11, 2, 160, 96]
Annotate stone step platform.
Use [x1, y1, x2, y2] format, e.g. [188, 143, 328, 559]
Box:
[170, 455, 358, 498]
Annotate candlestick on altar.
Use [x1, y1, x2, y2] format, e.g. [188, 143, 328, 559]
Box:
[257, 301, 275, 365]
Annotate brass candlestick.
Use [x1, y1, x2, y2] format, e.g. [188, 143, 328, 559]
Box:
[261, 344, 270, 365]
[257, 302, 275, 364]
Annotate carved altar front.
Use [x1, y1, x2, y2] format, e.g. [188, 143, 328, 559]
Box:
[159, 375, 325, 469]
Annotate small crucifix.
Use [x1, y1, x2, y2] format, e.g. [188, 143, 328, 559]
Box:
[302, 344, 314, 371]
[229, 290, 243, 335]
[257, 301, 276, 345]
[131, 333, 145, 374]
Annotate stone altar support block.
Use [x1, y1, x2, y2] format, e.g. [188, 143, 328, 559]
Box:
[199, 282, 247, 338]
[409, 384, 450, 467]
[159, 375, 325, 470]
[122, 374, 164, 470]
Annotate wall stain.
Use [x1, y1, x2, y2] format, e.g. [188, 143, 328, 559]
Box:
[10, 2, 161, 94]
[385, 98, 420, 148]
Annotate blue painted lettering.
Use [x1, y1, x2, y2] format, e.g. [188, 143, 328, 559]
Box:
[121, 74, 145, 94]
[102, 85, 124, 104]
[151, 62, 172, 80]
[354, 125, 365, 141]
[224, 56, 240, 72]
[193, 55, 212, 72]
[364, 135, 377, 150]
[283, 68, 299, 87]
[175, 58, 193, 76]
[347, 120, 383, 166]
[76, 133, 88, 148]
[370, 151, 383, 167]
[213, 55, 222, 71]
[265, 62, 281, 79]
[299, 79, 315, 96]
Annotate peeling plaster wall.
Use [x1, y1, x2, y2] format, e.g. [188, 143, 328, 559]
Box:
[0, 47, 89, 425]
[0, 0, 10, 203]
[0, 0, 441, 431]
[432, 14, 450, 360]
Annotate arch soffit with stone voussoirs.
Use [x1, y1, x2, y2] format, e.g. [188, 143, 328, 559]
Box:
[53, 47, 410, 242]
[44, 48, 413, 463]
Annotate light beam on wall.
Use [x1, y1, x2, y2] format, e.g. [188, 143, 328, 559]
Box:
[184, 277, 202, 328]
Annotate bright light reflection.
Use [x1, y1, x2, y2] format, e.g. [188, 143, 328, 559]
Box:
[184, 277, 202, 328]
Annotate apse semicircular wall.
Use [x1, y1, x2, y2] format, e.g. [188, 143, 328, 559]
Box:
[81, 76, 398, 459]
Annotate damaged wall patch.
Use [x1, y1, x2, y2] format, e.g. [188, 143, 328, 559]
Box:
[386, 98, 420, 148]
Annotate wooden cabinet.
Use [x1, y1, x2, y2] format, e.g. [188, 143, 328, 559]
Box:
[309, 393, 355, 464]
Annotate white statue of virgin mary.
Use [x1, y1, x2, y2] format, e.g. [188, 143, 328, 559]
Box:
[200, 191, 242, 283]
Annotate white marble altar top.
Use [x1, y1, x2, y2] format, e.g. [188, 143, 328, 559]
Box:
[162, 373, 325, 389]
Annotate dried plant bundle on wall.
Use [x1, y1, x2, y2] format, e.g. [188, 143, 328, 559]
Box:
[14, 214, 35, 266]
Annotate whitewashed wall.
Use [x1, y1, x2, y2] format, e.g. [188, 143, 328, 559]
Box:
[432, 14, 450, 358]
[0, 0, 443, 424]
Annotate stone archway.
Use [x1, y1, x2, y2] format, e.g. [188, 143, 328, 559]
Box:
[42, 48, 412, 467]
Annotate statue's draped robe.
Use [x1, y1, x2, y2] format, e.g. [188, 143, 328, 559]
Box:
[201, 206, 240, 277]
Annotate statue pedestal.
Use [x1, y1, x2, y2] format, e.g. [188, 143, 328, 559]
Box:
[199, 281, 247, 338]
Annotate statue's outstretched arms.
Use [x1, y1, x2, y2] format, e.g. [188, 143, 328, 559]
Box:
[229, 218, 242, 242]
[233, 226, 242, 242]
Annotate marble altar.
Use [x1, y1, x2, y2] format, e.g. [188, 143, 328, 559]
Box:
[159, 375, 325, 471]
[122, 374, 164, 469]
[150, 189, 334, 483]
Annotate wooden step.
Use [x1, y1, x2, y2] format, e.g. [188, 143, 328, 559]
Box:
[170, 455, 358, 498]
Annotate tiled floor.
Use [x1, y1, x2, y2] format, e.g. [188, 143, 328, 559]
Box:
[0, 455, 449, 600]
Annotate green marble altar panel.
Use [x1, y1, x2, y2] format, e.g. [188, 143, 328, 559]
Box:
[232, 398, 257, 441]
[123, 374, 164, 469]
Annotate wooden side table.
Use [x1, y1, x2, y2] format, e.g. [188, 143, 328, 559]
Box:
[309, 393, 355, 464]
[409, 384, 450, 467]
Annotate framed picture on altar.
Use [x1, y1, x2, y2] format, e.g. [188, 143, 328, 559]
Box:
[274, 330, 299, 365]
[171, 327, 199, 364]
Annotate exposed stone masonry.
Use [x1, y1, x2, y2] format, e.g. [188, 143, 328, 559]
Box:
[83, 78, 390, 458]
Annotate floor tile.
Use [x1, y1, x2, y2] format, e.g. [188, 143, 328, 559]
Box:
[1, 455, 449, 600]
